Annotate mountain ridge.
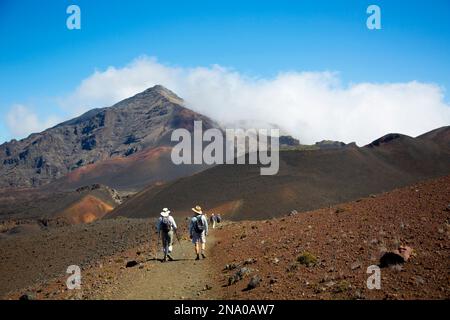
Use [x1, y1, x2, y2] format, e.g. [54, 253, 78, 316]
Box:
[0, 85, 217, 188]
[110, 126, 450, 220]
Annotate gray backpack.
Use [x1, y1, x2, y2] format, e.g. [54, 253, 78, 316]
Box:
[193, 215, 205, 233]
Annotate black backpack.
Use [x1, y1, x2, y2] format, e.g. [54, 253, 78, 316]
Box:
[161, 217, 172, 233]
[216, 215, 222, 223]
[193, 215, 205, 233]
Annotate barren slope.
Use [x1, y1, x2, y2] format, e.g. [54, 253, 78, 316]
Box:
[212, 175, 450, 299]
[111, 127, 450, 220]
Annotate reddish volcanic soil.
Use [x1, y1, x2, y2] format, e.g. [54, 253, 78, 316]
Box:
[1, 175, 449, 300]
[210, 175, 450, 300]
[58, 195, 114, 224]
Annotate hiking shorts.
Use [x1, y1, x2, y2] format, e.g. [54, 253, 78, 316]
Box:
[191, 231, 206, 244]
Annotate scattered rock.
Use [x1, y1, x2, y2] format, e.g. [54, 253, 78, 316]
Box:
[297, 251, 317, 267]
[125, 260, 138, 268]
[224, 263, 238, 271]
[354, 289, 365, 300]
[397, 245, 413, 261]
[245, 275, 261, 291]
[350, 261, 361, 270]
[228, 267, 251, 286]
[286, 262, 298, 272]
[333, 280, 351, 293]
[203, 284, 212, 291]
[380, 252, 404, 268]
[243, 258, 257, 265]
[19, 292, 36, 300]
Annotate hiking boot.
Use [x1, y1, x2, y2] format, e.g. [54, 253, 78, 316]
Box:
[162, 256, 168, 263]
[195, 254, 200, 261]
[201, 253, 207, 259]
[167, 254, 174, 261]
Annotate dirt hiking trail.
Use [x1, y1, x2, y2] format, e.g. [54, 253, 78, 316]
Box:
[95, 233, 223, 300]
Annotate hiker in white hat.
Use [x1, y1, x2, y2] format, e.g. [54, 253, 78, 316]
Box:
[156, 208, 178, 262]
[189, 205, 209, 260]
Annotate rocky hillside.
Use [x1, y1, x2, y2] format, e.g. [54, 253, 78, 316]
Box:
[212, 175, 450, 299]
[0, 85, 218, 188]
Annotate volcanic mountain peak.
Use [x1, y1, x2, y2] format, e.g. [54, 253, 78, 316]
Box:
[141, 85, 183, 103]
[111, 85, 184, 111]
[0, 85, 217, 188]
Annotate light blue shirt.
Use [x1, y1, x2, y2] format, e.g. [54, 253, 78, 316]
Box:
[189, 214, 209, 235]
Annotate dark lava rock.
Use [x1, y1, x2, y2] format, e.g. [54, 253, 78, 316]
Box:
[245, 275, 261, 291]
[19, 292, 36, 300]
[126, 260, 138, 268]
[228, 267, 251, 286]
[379, 252, 405, 268]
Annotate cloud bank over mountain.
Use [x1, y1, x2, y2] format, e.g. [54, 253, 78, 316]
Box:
[9, 56, 450, 145]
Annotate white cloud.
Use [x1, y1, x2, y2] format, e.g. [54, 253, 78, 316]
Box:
[56, 55, 450, 145]
[60, 56, 182, 114]
[5, 104, 61, 139]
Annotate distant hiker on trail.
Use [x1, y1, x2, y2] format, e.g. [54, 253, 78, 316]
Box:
[189, 205, 209, 260]
[210, 213, 217, 229]
[156, 208, 178, 262]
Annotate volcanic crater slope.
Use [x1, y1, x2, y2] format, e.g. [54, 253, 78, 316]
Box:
[212, 174, 450, 299]
[111, 126, 450, 220]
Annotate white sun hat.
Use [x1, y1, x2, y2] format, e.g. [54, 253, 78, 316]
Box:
[192, 205, 203, 214]
[160, 207, 170, 217]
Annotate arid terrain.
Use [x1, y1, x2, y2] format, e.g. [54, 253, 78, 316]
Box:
[1, 175, 449, 300]
[0, 86, 449, 301]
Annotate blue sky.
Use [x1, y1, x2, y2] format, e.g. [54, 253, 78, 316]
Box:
[1, 0, 450, 144]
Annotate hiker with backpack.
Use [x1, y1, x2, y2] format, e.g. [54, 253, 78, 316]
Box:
[210, 213, 217, 229]
[189, 205, 209, 260]
[156, 208, 178, 262]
